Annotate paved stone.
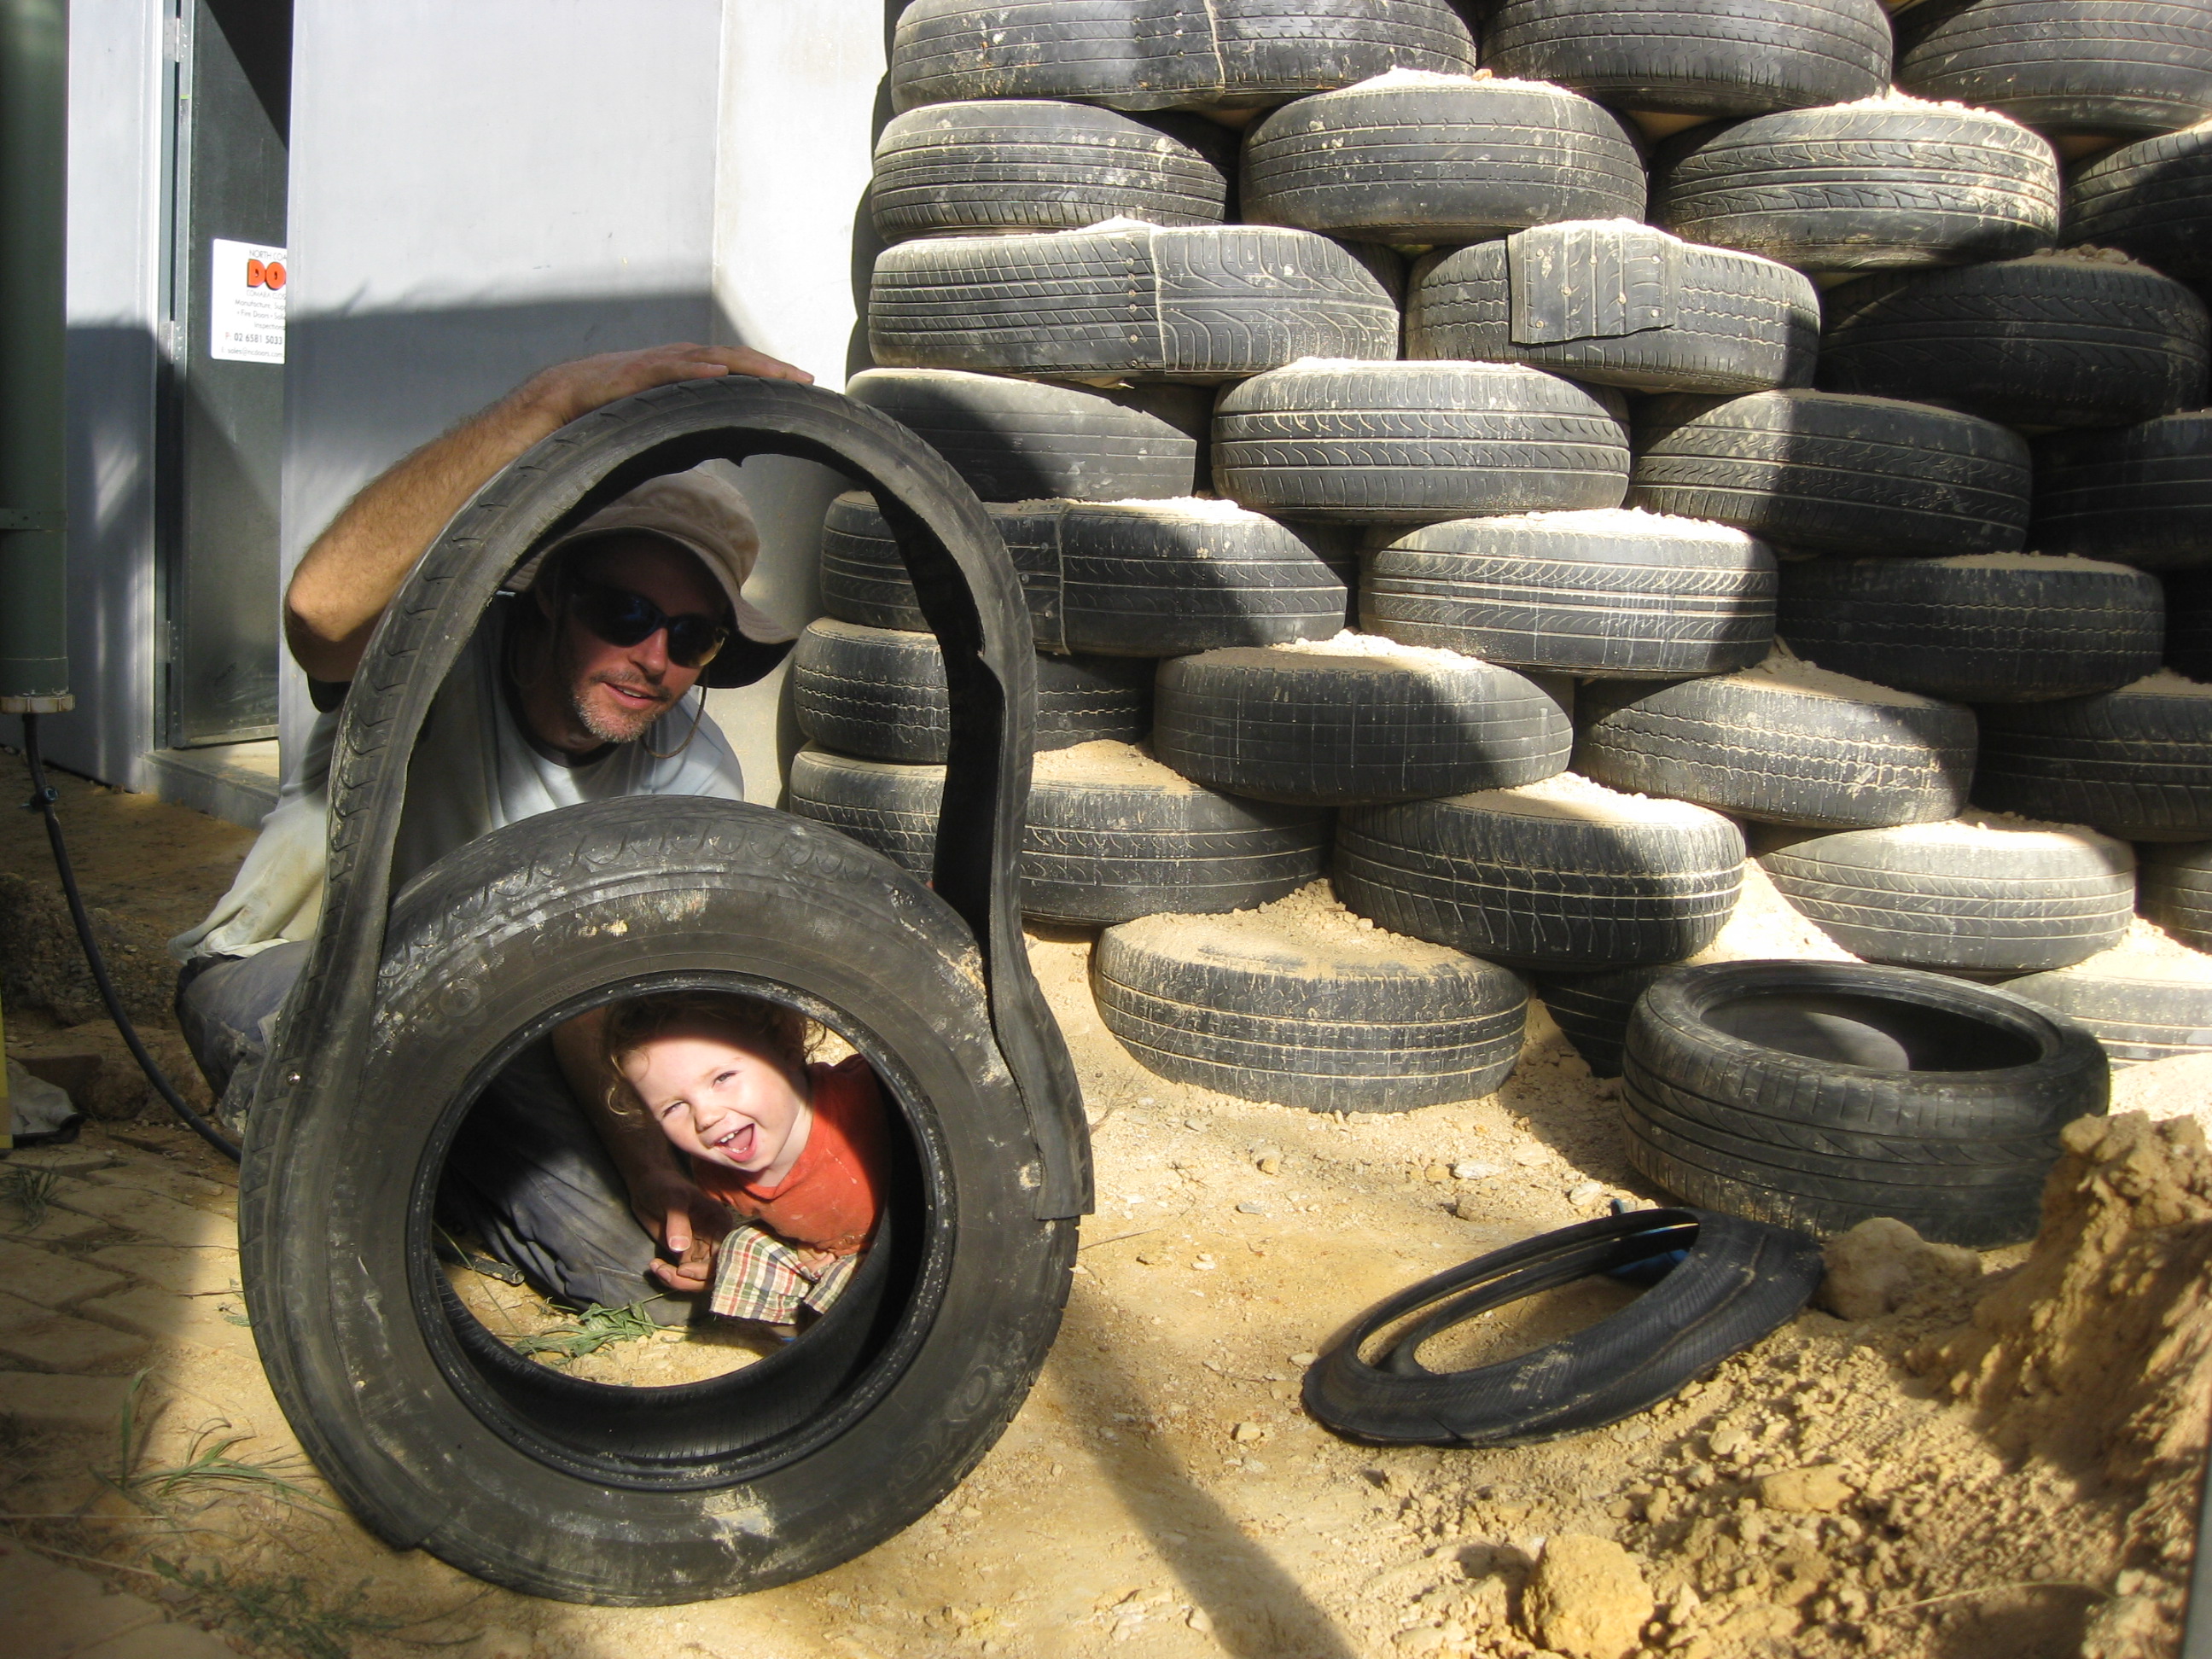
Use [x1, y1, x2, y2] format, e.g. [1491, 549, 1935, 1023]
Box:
[0, 1369, 134, 1430]
[79, 1285, 256, 1360]
[1, 1143, 114, 1174]
[87, 1244, 240, 1300]
[76, 1621, 245, 1658]
[47, 1179, 232, 1249]
[0, 1289, 148, 1371]
[0, 1235, 128, 1307]
[84, 1159, 232, 1208]
[0, 1540, 240, 1658]
[2, 1204, 107, 1243]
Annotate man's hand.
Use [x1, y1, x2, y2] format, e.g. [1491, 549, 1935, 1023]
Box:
[509, 343, 812, 432]
[631, 1173, 735, 1295]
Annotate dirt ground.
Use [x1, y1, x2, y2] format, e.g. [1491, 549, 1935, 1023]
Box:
[1, 762, 2206, 1659]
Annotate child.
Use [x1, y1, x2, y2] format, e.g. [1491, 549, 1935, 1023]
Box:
[601, 990, 888, 1328]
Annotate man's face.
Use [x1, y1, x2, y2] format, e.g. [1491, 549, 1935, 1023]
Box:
[543, 536, 726, 747]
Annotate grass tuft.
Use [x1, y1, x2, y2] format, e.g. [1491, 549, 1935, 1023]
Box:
[1, 1167, 60, 1231]
[149, 1556, 451, 1659]
[108, 1371, 327, 1514]
[509, 1299, 664, 1363]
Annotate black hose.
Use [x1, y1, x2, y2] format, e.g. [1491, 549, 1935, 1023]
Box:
[18, 713, 242, 1162]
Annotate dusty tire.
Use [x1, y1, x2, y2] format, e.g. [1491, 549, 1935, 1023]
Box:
[1534, 964, 1681, 1079]
[1631, 390, 2032, 557]
[2031, 413, 2212, 572]
[1241, 78, 1644, 244]
[1649, 99, 2060, 273]
[1895, 0, 2212, 138]
[2140, 841, 2212, 951]
[1363, 509, 1777, 678]
[790, 620, 1152, 762]
[1622, 959, 2108, 1244]
[2064, 126, 2212, 284]
[1576, 665, 1979, 829]
[1815, 257, 2211, 430]
[1152, 644, 1571, 805]
[870, 102, 1230, 243]
[888, 0, 1479, 115]
[1214, 360, 1629, 524]
[1335, 777, 1746, 971]
[1971, 675, 2212, 841]
[1761, 818, 2136, 975]
[868, 224, 1399, 381]
[1092, 910, 1527, 1111]
[2169, 570, 2212, 678]
[2003, 961, 2212, 1064]
[1406, 224, 1819, 395]
[1775, 552, 2166, 703]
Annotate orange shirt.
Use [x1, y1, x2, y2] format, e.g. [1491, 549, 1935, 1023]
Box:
[691, 1056, 888, 1256]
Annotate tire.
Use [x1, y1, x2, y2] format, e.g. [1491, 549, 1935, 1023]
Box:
[1575, 666, 1979, 829]
[1534, 964, 1681, 1078]
[1240, 78, 1644, 245]
[1761, 818, 2136, 975]
[1622, 960, 2108, 1245]
[2031, 414, 2212, 572]
[2169, 570, 2212, 678]
[2064, 126, 2212, 283]
[888, 0, 1479, 115]
[1775, 552, 2166, 702]
[841, 370, 1205, 503]
[870, 102, 1231, 243]
[1213, 361, 1630, 524]
[2003, 962, 2212, 1064]
[1479, 0, 1892, 119]
[790, 619, 1153, 763]
[1302, 1208, 1824, 1446]
[1649, 100, 2061, 273]
[788, 746, 950, 878]
[1895, 0, 2212, 138]
[867, 224, 1399, 381]
[244, 796, 1073, 1600]
[1406, 224, 1820, 396]
[818, 492, 1349, 656]
[1815, 256, 2212, 430]
[1091, 911, 1527, 1111]
[1152, 645, 1571, 806]
[1335, 777, 1746, 970]
[1363, 509, 1778, 678]
[1630, 390, 2033, 557]
[2140, 841, 2212, 951]
[1971, 675, 2212, 841]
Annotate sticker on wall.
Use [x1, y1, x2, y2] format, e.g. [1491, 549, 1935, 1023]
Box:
[210, 239, 287, 364]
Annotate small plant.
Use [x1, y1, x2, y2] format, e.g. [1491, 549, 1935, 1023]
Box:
[1, 1166, 59, 1231]
[509, 1300, 663, 1363]
[148, 1557, 424, 1659]
[108, 1371, 325, 1514]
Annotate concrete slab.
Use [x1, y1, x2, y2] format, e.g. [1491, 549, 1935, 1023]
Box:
[0, 1540, 164, 1659]
[3, 1205, 108, 1243]
[48, 1179, 232, 1250]
[1, 1142, 114, 1174]
[0, 1370, 134, 1431]
[84, 1161, 232, 1209]
[0, 1236, 129, 1307]
[78, 1285, 256, 1360]
[86, 1245, 240, 1300]
[0, 1289, 148, 1371]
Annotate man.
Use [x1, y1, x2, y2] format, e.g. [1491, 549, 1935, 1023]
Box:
[172, 341, 812, 1317]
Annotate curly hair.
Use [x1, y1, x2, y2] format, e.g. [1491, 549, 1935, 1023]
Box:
[599, 991, 813, 1119]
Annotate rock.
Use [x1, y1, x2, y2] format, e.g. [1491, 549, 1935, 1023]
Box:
[1424, 1162, 1450, 1183]
[1453, 1161, 1499, 1179]
[1236, 1200, 1267, 1214]
[1231, 1421, 1266, 1443]
[1255, 1155, 1281, 1175]
[1758, 1464, 1857, 1514]
[1567, 1181, 1606, 1206]
[1289, 1352, 1318, 1366]
[1521, 1534, 1652, 1659]
[1817, 1217, 1981, 1319]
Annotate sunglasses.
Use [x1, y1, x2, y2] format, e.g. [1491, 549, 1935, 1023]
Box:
[565, 574, 730, 670]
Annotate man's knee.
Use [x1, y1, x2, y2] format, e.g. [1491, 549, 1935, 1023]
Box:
[174, 939, 311, 1114]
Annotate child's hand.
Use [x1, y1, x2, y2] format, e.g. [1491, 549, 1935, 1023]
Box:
[650, 1229, 718, 1295]
[793, 1246, 838, 1275]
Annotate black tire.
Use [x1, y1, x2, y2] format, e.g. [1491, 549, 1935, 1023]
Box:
[1895, 0, 2212, 139]
[790, 620, 1153, 763]
[870, 102, 1231, 243]
[1302, 1208, 1824, 1446]
[2002, 963, 2212, 1064]
[888, 0, 1479, 114]
[1479, 0, 1892, 119]
[868, 224, 1399, 381]
[1534, 963, 1681, 1079]
[1815, 256, 2212, 430]
[2169, 569, 2212, 678]
[1406, 224, 1820, 395]
[1153, 645, 1571, 806]
[2064, 126, 2212, 284]
[1241, 78, 1644, 245]
[787, 746, 949, 878]
[1576, 665, 1979, 829]
[1761, 818, 2136, 975]
[1623, 960, 2108, 1245]
[1335, 778, 1746, 970]
[1091, 911, 1528, 1111]
[841, 370, 1205, 503]
[1214, 361, 1630, 524]
[1631, 390, 2033, 557]
[2031, 413, 2212, 572]
[1364, 509, 1778, 679]
[2140, 841, 2212, 951]
[1776, 552, 2167, 702]
[1971, 674, 2212, 841]
[818, 492, 1348, 656]
[1650, 100, 2061, 273]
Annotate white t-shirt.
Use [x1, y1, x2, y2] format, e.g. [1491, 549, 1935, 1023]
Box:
[171, 608, 747, 961]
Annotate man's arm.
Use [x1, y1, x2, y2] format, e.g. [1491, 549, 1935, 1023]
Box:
[282, 343, 812, 684]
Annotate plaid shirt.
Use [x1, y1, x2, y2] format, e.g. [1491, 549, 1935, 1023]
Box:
[707, 1222, 861, 1324]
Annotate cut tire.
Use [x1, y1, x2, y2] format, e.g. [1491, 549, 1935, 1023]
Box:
[1335, 776, 1746, 971]
[1214, 360, 1629, 524]
[2031, 414, 2212, 572]
[1092, 909, 1527, 1112]
[2140, 841, 2212, 952]
[1971, 673, 2212, 841]
[1631, 390, 2032, 557]
[1622, 959, 2109, 1245]
[1895, 0, 2212, 138]
[1775, 552, 2166, 703]
[2064, 125, 2212, 283]
[1406, 223, 1820, 395]
[1152, 643, 1571, 806]
[1649, 98, 2061, 273]
[1363, 509, 1777, 680]
[2003, 960, 2212, 1064]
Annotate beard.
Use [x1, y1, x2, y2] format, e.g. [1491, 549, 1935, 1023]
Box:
[554, 626, 678, 745]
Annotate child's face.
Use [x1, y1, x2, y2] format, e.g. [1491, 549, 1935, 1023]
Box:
[621, 1029, 810, 1181]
